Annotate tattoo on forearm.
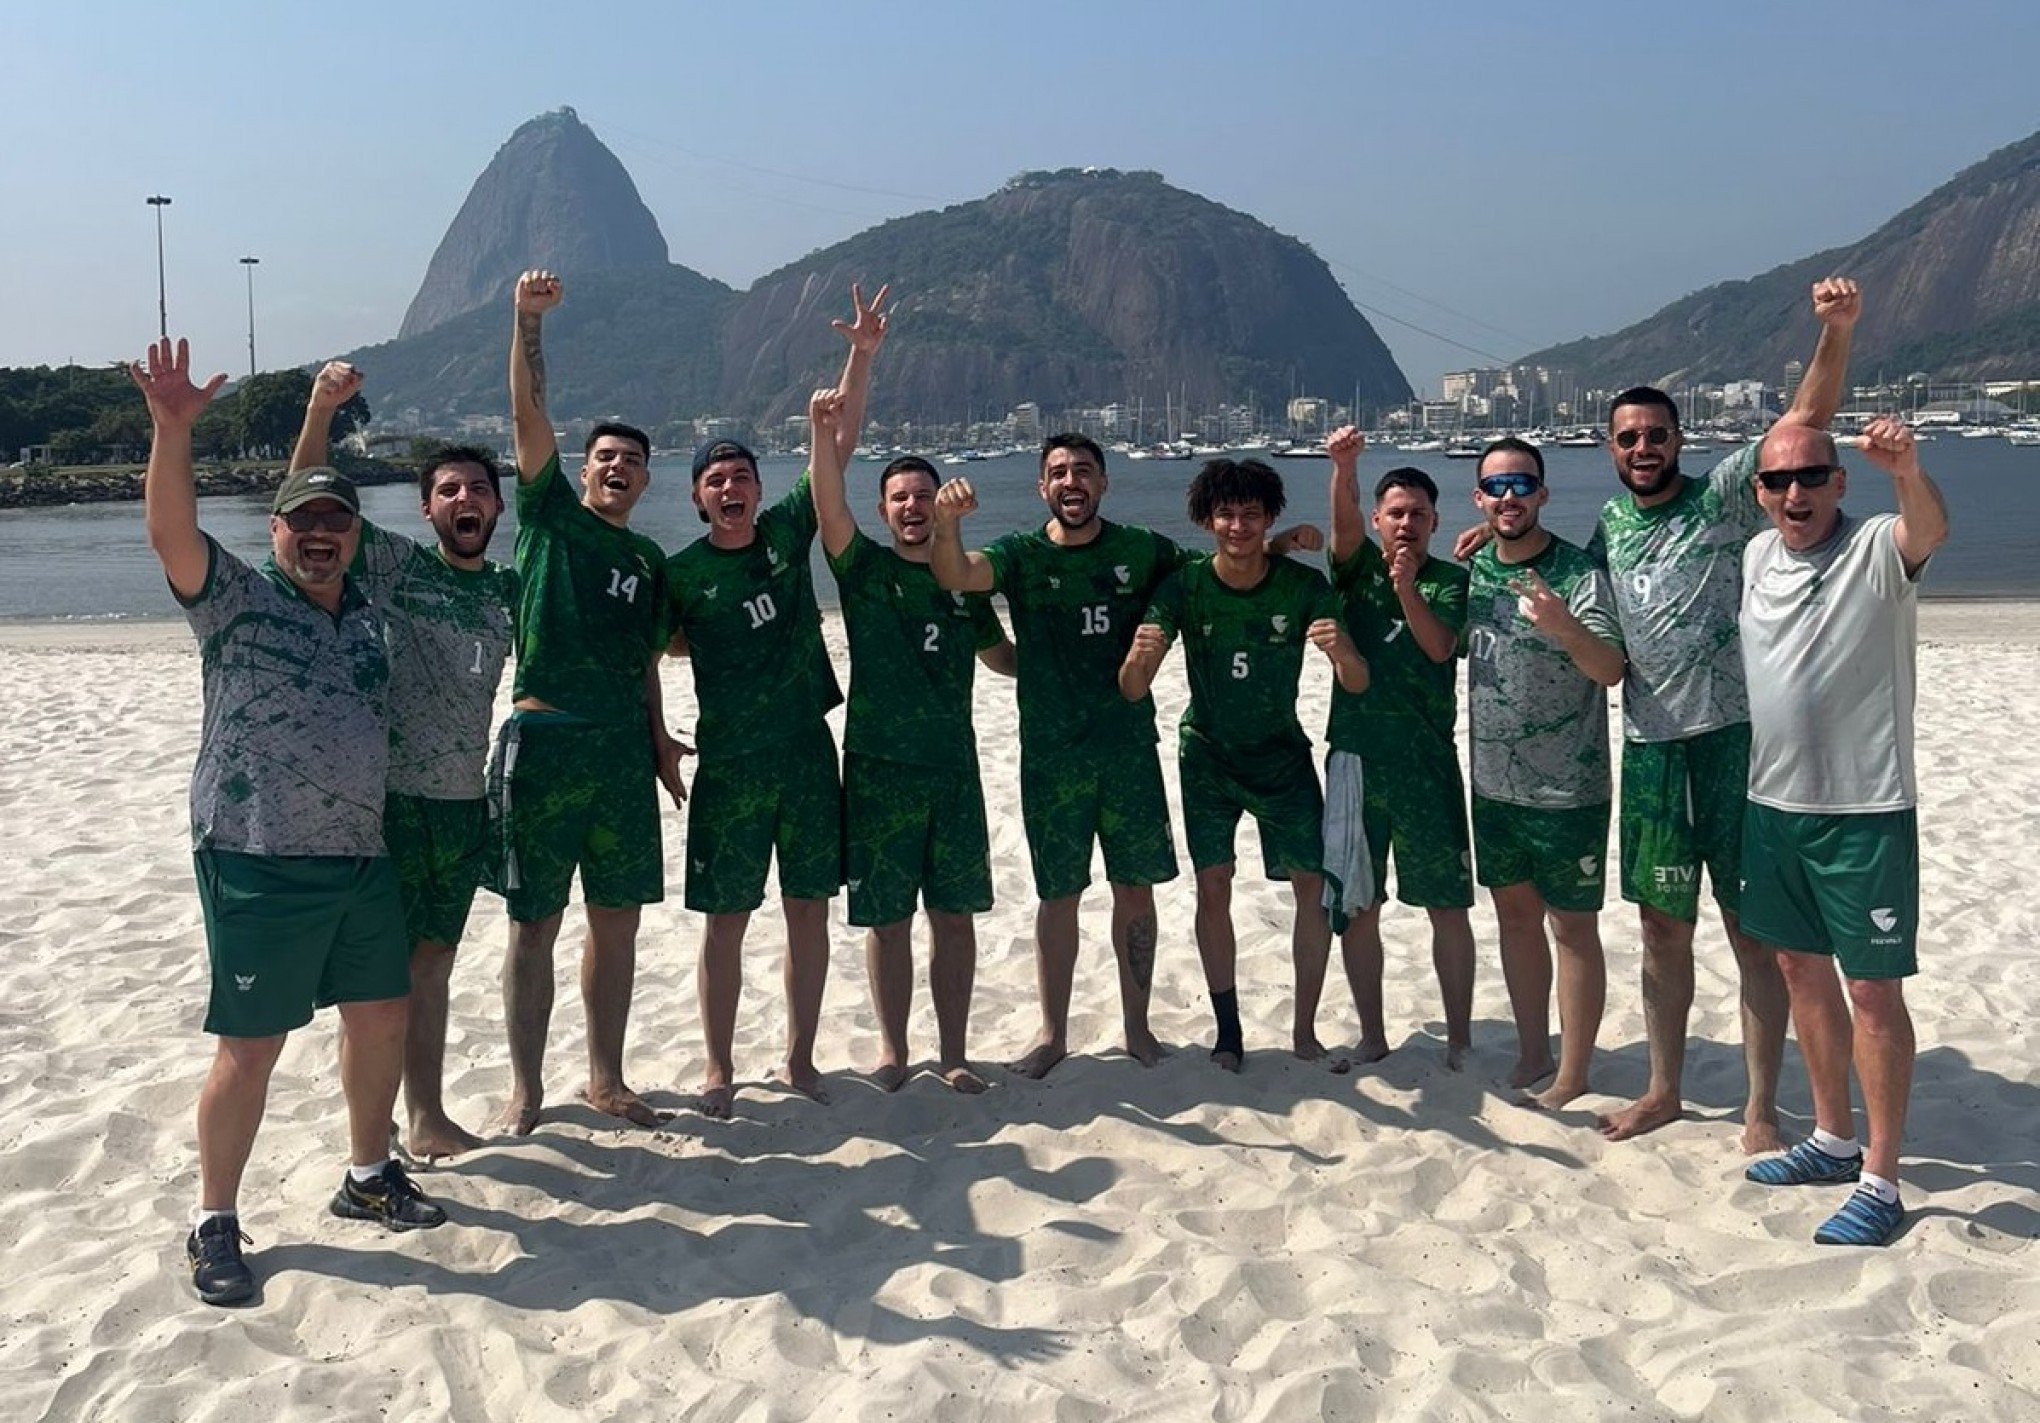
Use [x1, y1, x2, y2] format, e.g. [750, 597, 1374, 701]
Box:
[517, 312, 547, 405]
[1128, 916, 1157, 992]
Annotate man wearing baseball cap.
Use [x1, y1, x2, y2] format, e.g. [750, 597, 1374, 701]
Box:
[133, 338, 443, 1309]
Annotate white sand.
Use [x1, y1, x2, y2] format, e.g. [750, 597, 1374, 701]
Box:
[1, 605, 2035, 1419]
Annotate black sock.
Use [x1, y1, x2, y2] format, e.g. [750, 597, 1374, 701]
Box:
[1211, 987, 1244, 1060]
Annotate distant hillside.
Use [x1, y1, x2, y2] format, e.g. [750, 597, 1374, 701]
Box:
[399, 108, 673, 339]
[1523, 130, 2040, 388]
[718, 168, 1413, 424]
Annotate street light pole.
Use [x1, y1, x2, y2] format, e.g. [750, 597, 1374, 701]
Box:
[145, 195, 172, 339]
[239, 256, 260, 379]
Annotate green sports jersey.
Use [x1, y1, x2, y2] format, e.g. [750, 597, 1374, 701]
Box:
[666, 471, 842, 761]
[1325, 539, 1468, 759]
[1465, 535, 1622, 809]
[511, 454, 669, 726]
[1586, 442, 1761, 742]
[982, 519, 1187, 753]
[355, 522, 519, 800]
[1144, 555, 1339, 763]
[830, 528, 1004, 772]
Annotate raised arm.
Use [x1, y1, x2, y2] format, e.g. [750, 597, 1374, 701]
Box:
[131, 338, 227, 601]
[1778, 277, 1860, 431]
[929, 477, 996, 593]
[808, 387, 857, 560]
[1326, 425, 1368, 563]
[289, 361, 364, 473]
[509, 269, 563, 481]
[1118, 622, 1172, 702]
[828, 282, 889, 474]
[1856, 416, 1948, 576]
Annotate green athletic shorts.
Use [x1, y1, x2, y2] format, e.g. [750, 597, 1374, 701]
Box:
[1739, 803, 1919, 980]
[1363, 750, 1474, 909]
[843, 750, 993, 926]
[195, 849, 410, 1038]
[685, 721, 843, 914]
[493, 710, 665, 923]
[1018, 743, 1178, 901]
[1180, 736, 1323, 879]
[1472, 794, 1611, 913]
[1620, 723, 1750, 922]
[385, 792, 490, 946]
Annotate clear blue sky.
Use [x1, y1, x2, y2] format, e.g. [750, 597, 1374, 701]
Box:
[6, 0, 2035, 396]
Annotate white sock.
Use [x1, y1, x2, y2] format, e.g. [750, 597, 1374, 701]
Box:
[1858, 1171, 1901, 1205]
[349, 1159, 391, 1185]
[1810, 1127, 1860, 1158]
[193, 1206, 236, 1228]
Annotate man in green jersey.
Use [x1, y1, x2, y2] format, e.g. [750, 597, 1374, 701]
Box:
[929, 434, 1189, 1077]
[1588, 279, 1860, 1151]
[499, 270, 690, 1135]
[1466, 438, 1625, 1110]
[1119, 458, 1368, 1071]
[806, 291, 1018, 1094]
[1323, 427, 1476, 1070]
[662, 290, 877, 1116]
[136, 338, 444, 1309]
[290, 361, 519, 1160]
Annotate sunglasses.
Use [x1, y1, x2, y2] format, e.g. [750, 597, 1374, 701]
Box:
[1613, 426, 1673, 450]
[279, 507, 358, 533]
[1477, 472, 1542, 499]
[1755, 465, 1836, 493]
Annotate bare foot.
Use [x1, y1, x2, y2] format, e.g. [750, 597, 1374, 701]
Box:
[1444, 1039, 1469, 1072]
[1740, 1116, 1786, 1155]
[1353, 1034, 1392, 1066]
[1596, 1093, 1683, 1141]
[1210, 1048, 1243, 1074]
[1123, 1028, 1163, 1067]
[776, 1063, 832, 1105]
[940, 1062, 988, 1095]
[491, 1098, 542, 1137]
[405, 1115, 486, 1162]
[583, 1084, 663, 1127]
[1293, 1033, 1350, 1073]
[697, 1083, 735, 1120]
[1007, 1037, 1068, 1080]
[1508, 1055, 1557, 1090]
[870, 1061, 909, 1093]
[1520, 1078, 1588, 1111]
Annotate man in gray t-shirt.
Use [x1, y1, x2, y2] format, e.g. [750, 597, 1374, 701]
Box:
[292, 362, 519, 1162]
[1737, 419, 1947, 1248]
[134, 339, 445, 1310]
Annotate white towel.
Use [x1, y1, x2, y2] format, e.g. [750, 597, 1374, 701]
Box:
[1321, 749, 1375, 926]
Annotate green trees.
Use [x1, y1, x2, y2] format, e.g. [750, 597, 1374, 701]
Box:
[0, 364, 369, 464]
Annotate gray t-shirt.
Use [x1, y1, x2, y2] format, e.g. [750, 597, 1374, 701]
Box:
[1465, 536, 1623, 809]
[355, 522, 518, 800]
[1588, 443, 1762, 743]
[1741, 512, 1923, 813]
[179, 537, 389, 856]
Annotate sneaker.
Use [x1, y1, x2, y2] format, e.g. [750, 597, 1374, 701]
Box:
[1745, 1139, 1862, 1187]
[186, 1216, 255, 1306]
[329, 1160, 447, 1231]
[1814, 1185, 1905, 1246]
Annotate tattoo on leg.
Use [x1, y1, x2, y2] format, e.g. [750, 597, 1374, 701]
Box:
[1128, 915, 1157, 992]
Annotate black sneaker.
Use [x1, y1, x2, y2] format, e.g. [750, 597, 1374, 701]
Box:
[329, 1160, 447, 1230]
[186, 1216, 255, 1306]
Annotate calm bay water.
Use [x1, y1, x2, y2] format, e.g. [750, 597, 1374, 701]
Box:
[0, 438, 2031, 620]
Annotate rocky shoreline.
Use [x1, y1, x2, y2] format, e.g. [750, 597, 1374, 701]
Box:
[0, 460, 414, 510]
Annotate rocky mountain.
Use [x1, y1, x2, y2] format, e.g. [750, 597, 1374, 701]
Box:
[398, 108, 672, 339]
[718, 169, 1413, 424]
[1522, 129, 2040, 389]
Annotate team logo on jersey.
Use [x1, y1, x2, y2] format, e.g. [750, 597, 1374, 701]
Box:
[1202, 623, 1213, 636]
[767, 547, 785, 571]
[1114, 565, 1131, 585]
[234, 974, 256, 992]
[950, 591, 966, 608]
[1578, 855, 1599, 878]
[1271, 615, 1288, 634]
[847, 878, 863, 894]
[1048, 575, 1061, 589]
[702, 585, 719, 600]
[1870, 907, 1898, 933]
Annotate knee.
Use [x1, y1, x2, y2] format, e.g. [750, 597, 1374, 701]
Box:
[1772, 948, 1829, 992]
[1194, 866, 1234, 906]
[214, 1034, 287, 1077]
[1847, 978, 1909, 1036]
[1113, 883, 1156, 917]
[1638, 906, 1694, 956]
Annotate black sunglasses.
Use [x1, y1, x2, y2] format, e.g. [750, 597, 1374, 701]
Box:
[1477, 472, 1542, 499]
[1755, 465, 1836, 493]
[1612, 426, 1674, 450]
[279, 507, 358, 533]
